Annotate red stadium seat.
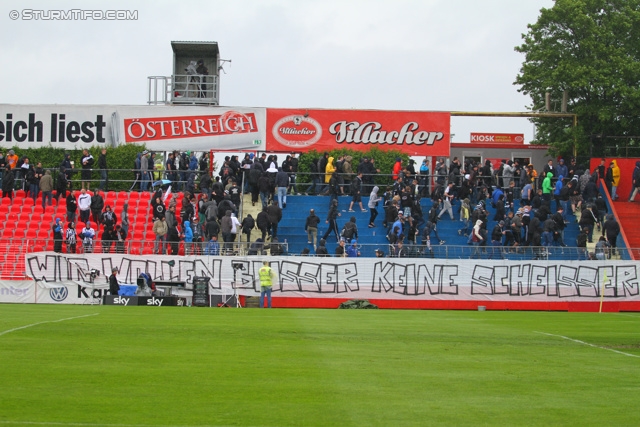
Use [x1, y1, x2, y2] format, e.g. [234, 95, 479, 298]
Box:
[15, 190, 26, 198]
[7, 204, 22, 214]
[128, 241, 142, 255]
[142, 241, 154, 255]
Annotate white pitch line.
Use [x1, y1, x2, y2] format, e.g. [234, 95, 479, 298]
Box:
[0, 313, 99, 337]
[0, 422, 220, 427]
[615, 313, 640, 319]
[534, 331, 640, 359]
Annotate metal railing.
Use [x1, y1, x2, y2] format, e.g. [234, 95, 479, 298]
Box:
[147, 74, 219, 105]
[9, 237, 633, 259]
[2, 237, 633, 281]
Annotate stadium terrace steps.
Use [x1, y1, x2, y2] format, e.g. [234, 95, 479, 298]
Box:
[0, 189, 590, 266]
[611, 200, 640, 259]
[278, 195, 582, 258]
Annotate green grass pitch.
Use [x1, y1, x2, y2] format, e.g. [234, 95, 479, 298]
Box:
[0, 305, 639, 426]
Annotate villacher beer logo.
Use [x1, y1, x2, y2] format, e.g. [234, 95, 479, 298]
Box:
[272, 115, 322, 148]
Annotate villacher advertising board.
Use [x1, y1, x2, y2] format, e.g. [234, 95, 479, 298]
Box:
[267, 108, 451, 156]
[0, 104, 267, 152]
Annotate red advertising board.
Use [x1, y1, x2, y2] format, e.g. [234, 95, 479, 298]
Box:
[470, 133, 525, 144]
[267, 108, 450, 156]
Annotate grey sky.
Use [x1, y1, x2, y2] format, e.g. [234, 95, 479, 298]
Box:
[1, 0, 554, 143]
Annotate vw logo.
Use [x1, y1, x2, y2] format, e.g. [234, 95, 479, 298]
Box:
[50, 287, 69, 302]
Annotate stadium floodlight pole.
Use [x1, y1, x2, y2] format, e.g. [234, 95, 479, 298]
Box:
[450, 111, 579, 157]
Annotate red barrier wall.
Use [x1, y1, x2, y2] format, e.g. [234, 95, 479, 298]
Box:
[589, 158, 639, 199]
[269, 298, 640, 312]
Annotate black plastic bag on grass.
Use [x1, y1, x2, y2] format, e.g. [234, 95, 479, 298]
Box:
[338, 299, 378, 309]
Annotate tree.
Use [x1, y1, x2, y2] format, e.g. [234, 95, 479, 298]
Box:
[514, 0, 640, 157]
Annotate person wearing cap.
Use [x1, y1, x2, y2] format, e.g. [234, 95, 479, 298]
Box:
[258, 261, 276, 308]
[52, 218, 64, 253]
[79, 221, 96, 253]
[109, 267, 120, 296]
[346, 239, 360, 257]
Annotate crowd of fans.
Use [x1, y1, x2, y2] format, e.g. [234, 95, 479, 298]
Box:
[0, 148, 631, 260]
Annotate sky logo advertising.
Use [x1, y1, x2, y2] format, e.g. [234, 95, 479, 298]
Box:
[113, 296, 131, 306]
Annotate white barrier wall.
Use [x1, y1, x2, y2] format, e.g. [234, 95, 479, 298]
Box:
[5, 252, 638, 305]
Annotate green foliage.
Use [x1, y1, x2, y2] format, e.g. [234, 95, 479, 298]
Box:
[514, 0, 640, 158]
[0, 144, 145, 191]
[297, 148, 411, 188]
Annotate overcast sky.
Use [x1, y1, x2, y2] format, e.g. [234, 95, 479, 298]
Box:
[1, 0, 554, 143]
